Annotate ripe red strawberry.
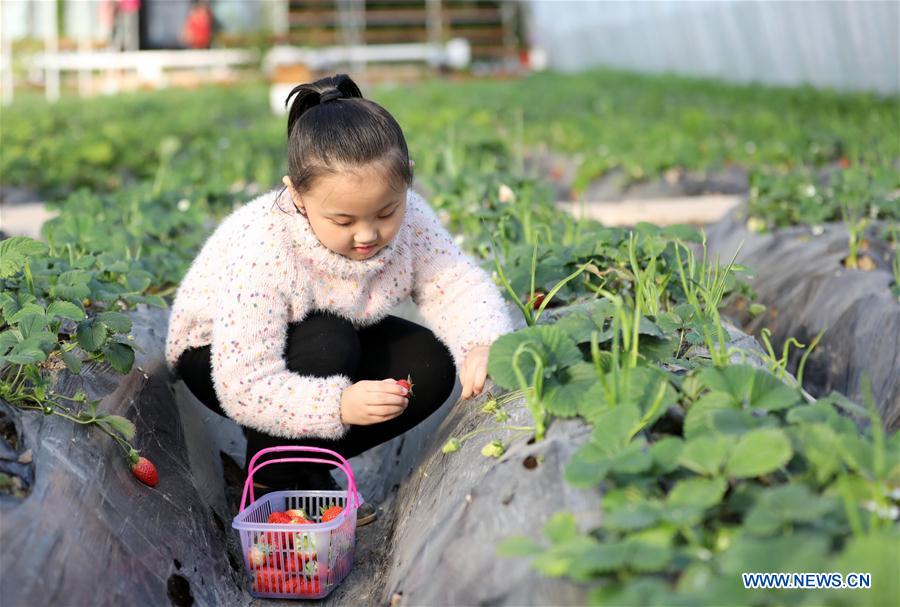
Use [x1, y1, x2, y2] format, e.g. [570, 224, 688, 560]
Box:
[252, 567, 286, 593]
[267, 511, 293, 524]
[273, 550, 317, 571]
[285, 508, 308, 521]
[130, 454, 159, 487]
[532, 291, 546, 310]
[396, 375, 415, 397]
[320, 504, 343, 522]
[286, 575, 320, 595]
[258, 530, 293, 550]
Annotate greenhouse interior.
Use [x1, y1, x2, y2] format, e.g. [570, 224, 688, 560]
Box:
[0, 1, 898, 606]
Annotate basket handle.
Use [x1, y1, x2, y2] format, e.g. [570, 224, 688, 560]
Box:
[240, 457, 358, 513]
[240, 446, 359, 513]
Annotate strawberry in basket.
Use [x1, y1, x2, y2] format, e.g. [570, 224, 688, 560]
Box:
[320, 503, 344, 522]
[267, 550, 315, 572]
[286, 508, 309, 522]
[247, 543, 272, 568]
[286, 575, 321, 596]
[252, 567, 287, 593]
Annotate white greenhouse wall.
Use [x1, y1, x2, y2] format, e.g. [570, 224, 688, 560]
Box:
[525, 0, 899, 93]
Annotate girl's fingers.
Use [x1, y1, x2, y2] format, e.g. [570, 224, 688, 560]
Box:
[371, 380, 409, 396]
[375, 393, 408, 406]
[369, 406, 405, 421]
[474, 367, 486, 395]
[369, 404, 405, 415]
[461, 362, 474, 399]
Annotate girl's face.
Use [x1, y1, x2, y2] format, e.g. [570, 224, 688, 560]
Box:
[286, 162, 406, 260]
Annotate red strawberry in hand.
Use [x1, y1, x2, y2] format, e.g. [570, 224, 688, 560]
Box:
[129, 452, 159, 487]
[396, 375, 415, 397]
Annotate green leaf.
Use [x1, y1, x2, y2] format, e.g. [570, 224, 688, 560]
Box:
[542, 362, 596, 418]
[564, 442, 612, 487]
[626, 537, 673, 573]
[125, 269, 153, 292]
[829, 531, 900, 607]
[719, 533, 829, 574]
[608, 439, 653, 475]
[7, 303, 47, 324]
[699, 365, 754, 401]
[679, 435, 731, 476]
[636, 316, 665, 339]
[698, 364, 800, 410]
[0, 237, 48, 278]
[748, 371, 801, 411]
[666, 477, 727, 509]
[579, 541, 631, 573]
[496, 536, 542, 557]
[532, 536, 601, 579]
[97, 311, 132, 333]
[787, 401, 858, 436]
[0, 330, 19, 355]
[543, 512, 579, 544]
[99, 414, 135, 440]
[18, 314, 50, 339]
[792, 423, 843, 484]
[51, 270, 92, 301]
[591, 403, 641, 452]
[46, 300, 86, 321]
[76, 317, 108, 352]
[60, 349, 83, 374]
[840, 434, 875, 478]
[576, 381, 612, 421]
[487, 325, 582, 390]
[744, 484, 836, 536]
[102, 341, 134, 374]
[649, 437, 684, 473]
[725, 428, 793, 478]
[604, 501, 661, 532]
[143, 294, 168, 308]
[4, 336, 49, 364]
[553, 299, 615, 343]
[815, 391, 869, 419]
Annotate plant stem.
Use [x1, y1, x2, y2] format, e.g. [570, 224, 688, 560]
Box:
[457, 425, 536, 443]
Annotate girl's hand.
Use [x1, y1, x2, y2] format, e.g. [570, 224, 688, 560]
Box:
[340, 379, 410, 425]
[460, 345, 491, 400]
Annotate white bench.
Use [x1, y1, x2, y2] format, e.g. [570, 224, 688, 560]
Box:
[31, 49, 260, 97]
[263, 39, 470, 115]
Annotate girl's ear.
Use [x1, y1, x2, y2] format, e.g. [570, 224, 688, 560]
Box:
[409, 159, 415, 169]
[282, 176, 306, 215]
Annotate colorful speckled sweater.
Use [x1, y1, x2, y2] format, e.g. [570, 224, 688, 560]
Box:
[164, 187, 515, 440]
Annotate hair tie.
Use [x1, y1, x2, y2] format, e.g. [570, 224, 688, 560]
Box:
[319, 89, 342, 103]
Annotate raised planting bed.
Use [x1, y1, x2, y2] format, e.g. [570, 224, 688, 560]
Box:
[707, 211, 900, 430]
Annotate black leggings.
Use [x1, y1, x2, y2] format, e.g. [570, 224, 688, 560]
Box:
[173, 309, 457, 487]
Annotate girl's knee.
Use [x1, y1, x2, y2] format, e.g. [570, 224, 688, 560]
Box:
[283, 310, 360, 378]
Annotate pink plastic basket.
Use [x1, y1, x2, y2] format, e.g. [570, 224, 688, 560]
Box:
[231, 446, 363, 600]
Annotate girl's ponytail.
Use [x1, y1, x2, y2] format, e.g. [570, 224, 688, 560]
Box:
[284, 74, 363, 139]
[277, 73, 412, 210]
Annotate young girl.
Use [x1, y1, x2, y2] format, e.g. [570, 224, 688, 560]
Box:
[164, 74, 515, 525]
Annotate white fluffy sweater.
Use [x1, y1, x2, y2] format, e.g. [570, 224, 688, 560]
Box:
[164, 187, 515, 440]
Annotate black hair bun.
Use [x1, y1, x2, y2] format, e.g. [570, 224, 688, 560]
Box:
[285, 74, 364, 138]
[319, 89, 342, 103]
